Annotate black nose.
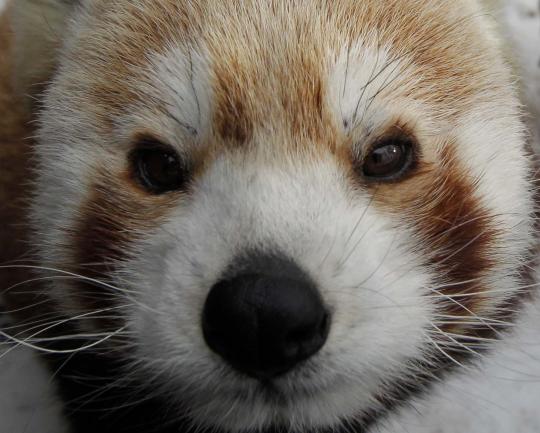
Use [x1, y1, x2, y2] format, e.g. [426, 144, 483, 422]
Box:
[202, 255, 330, 380]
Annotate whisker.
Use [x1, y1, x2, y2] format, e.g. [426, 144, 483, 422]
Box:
[0, 305, 132, 358]
[424, 333, 467, 370]
[0, 325, 128, 355]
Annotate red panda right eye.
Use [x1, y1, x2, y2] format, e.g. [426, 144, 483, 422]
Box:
[359, 136, 417, 182]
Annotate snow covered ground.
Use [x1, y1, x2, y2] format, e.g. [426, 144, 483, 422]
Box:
[0, 0, 539, 432]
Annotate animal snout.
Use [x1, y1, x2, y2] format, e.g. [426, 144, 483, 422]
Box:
[202, 254, 330, 380]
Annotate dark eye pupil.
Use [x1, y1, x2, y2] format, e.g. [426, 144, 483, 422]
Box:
[362, 140, 412, 179]
[131, 142, 188, 193]
[144, 152, 178, 184]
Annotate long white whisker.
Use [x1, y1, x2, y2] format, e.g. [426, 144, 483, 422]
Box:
[0, 326, 127, 355]
[0, 305, 132, 358]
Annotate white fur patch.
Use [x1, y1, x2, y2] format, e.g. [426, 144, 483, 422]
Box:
[328, 42, 424, 139]
[115, 45, 213, 149]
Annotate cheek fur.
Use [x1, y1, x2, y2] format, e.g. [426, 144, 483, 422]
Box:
[67, 169, 182, 325]
[369, 142, 525, 334]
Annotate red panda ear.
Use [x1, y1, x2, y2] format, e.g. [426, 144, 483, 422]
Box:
[9, 0, 76, 107]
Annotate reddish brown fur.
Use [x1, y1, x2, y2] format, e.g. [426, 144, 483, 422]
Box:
[367, 143, 499, 330]
[67, 170, 184, 322]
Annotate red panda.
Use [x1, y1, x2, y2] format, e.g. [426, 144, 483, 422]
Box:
[0, 1, 538, 432]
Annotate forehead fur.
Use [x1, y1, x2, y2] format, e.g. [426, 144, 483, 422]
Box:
[63, 0, 508, 145]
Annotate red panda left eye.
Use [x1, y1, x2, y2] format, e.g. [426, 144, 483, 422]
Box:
[130, 138, 190, 194]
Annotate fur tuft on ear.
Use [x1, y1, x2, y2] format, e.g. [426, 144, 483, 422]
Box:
[9, 0, 75, 104]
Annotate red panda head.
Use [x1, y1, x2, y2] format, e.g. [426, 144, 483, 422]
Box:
[8, 1, 537, 431]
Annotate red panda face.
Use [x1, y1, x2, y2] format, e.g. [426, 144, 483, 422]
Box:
[22, 0, 537, 431]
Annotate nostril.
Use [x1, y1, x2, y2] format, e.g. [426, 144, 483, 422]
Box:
[284, 312, 331, 358]
[319, 312, 330, 338]
[283, 327, 311, 359]
[286, 327, 314, 345]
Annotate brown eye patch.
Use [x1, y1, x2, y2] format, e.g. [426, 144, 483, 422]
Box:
[367, 143, 500, 320]
[129, 137, 191, 194]
[68, 169, 183, 328]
